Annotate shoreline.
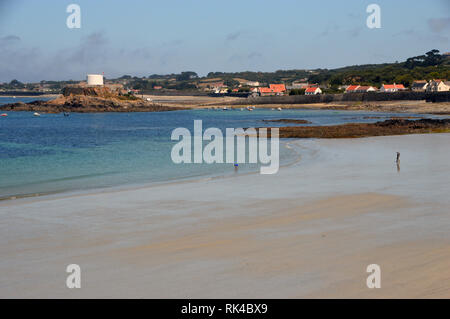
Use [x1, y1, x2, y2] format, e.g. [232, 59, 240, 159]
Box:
[1, 134, 449, 298]
[0, 139, 305, 203]
[0, 94, 61, 98]
[3, 94, 450, 115]
[142, 95, 450, 115]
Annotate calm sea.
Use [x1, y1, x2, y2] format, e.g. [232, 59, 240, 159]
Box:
[0, 96, 434, 199]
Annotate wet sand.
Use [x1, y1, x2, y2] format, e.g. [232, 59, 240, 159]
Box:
[0, 134, 449, 298]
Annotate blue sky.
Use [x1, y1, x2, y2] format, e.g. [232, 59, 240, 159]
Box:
[0, 0, 449, 82]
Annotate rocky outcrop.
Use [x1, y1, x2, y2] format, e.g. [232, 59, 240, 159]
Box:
[267, 119, 450, 138]
[263, 119, 312, 124]
[0, 86, 182, 113]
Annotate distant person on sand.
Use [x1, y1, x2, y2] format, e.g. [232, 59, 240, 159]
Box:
[396, 152, 400, 163]
[234, 163, 239, 173]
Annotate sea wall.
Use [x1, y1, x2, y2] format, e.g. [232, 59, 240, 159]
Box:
[231, 91, 450, 105]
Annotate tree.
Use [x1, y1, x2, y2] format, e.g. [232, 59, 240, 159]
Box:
[289, 89, 305, 95]
[176, 71, 198, 81]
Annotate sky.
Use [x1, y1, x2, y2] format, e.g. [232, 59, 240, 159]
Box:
[0, 0, 449, 82]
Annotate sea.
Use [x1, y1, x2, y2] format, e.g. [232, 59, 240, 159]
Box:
[0, 96, 437, 199]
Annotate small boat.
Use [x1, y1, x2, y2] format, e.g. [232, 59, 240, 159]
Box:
[1, 113, 7, 117]
[240, 108, 244, 111]
[223, 106, 228, 110]
[33, 112, 41, 117]
[63, 112, 70, 117]
[277, 107, 282, 111]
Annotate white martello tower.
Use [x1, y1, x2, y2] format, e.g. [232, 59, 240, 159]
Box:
[86, 74, 104, 86]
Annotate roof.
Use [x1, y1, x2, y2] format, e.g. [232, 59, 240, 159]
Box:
[269, 84, 286, 92]
[259, 87, 273, 93]
[346, 85, 360, 91]
[305, 87, 319, 93]
[383, 84, 405, 89]
[411, 81, 427, 88]
[356, 86, 374, 91]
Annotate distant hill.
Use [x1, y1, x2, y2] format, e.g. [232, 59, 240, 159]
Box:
[5, 50, 448, 92]
[204, 50, 450, 88]
[307, 49, 450, 88]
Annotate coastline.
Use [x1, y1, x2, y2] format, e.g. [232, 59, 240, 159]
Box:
[143, 95, 450, 115]
[0, 94, 61, 98]
[1, 133, 449, 298]
[0, 138, 304, 202]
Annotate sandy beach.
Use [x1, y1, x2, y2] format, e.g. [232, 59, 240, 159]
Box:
[143, 95, 450, 115]
[1, 134, 449, 298]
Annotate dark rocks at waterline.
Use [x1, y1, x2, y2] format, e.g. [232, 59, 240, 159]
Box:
[262, 119, 312, 124]
[266, 118, 450, 138]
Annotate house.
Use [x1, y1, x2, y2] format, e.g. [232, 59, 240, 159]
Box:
[426, 79, 450, 92]
[245, 81, 260, 87]
[345, 85, 360, 93]
[198, 81, 225, 90]
[380, 83, 406, 93]
[259, 87, 274, 96]
[269, 84, 286, 95]
[354, 86, 377, 93]
[289, 82, 309, 89]
[258, 84, 286, 96]
[411, 80, 428, 92]
[305, 87, 322, 95]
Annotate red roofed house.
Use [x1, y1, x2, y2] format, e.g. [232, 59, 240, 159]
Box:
[354, 86, 377, 93]
[269, 84, 286, 94]
[305, 87, 322, 95]
[380, 83, 406, 93]
[259, 84, 287, 96]
[258, 87, 273, 96]
[345, 85, 360, 93]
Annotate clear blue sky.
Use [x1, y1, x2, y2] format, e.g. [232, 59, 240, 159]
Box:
[0, 0, 449, 82]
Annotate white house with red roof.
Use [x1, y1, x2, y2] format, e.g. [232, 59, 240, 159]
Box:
[258, 84, 287, 96]
[354, 86, 377, 93]
[269, 84, 286, 95]
[380, 83, 406, 92]
[305, 87, 322, 95]
[345, 85, 360, 93]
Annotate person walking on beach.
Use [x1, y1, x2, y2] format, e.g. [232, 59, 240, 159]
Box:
[396, 152, 400, 164]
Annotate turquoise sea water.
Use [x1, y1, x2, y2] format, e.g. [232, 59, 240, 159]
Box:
[0, 97, 437, 199]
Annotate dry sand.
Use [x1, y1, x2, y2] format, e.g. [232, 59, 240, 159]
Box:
[0, 134, 449, 298]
